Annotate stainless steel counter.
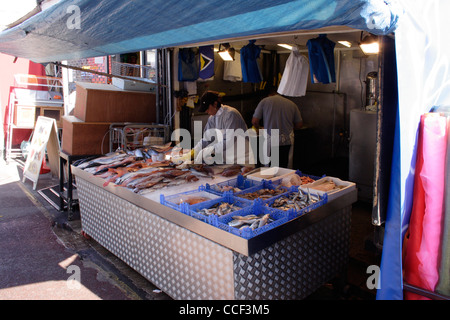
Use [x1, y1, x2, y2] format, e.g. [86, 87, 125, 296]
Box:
[72, 165, 356, 299]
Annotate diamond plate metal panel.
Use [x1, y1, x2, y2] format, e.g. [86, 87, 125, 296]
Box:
[233, 207, 351, 300]
[77, 177, 235, 300]
[77, 176, 352, 300]
[131, 205, 235, 300]
[77, 178, 136, 267]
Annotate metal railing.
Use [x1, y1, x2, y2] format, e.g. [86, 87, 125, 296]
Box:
[110, 61, 156, 82]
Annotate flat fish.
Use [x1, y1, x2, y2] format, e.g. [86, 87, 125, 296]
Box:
[132, 177, 165, 193]
[115, 167, 165, 185]
[121, 168, 172, 187]
[138, 182, 169, 195]
[78, 152, 128, 169]
[93, 156, 135, 175]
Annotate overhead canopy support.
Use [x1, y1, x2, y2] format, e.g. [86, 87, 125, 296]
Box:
[0, 0, 400, 63]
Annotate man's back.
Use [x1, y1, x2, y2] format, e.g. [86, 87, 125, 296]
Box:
[254, 94, 302, 145]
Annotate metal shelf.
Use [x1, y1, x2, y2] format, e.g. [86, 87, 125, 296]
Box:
[4, 74, 63, 163]
[108, 122, 170, 152]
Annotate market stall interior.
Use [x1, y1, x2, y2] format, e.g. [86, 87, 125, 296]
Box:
[176, 28, 380, 196]
[56, 28, 383, 299]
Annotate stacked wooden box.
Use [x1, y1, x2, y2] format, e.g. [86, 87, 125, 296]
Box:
[62, 82, 156, 155]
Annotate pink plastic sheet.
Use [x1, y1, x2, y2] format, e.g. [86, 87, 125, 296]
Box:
[416, 113, 448, 293]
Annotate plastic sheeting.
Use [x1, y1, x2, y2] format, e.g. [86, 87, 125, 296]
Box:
[377, 0, 450, 300]
[0, 0, 400, 63]
[403, 113, 448, 300]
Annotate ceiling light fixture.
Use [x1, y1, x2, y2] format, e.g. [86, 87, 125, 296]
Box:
[359, 33, 379, 54]
[338, 40, 352, 48]
[218, 43, 235, 61]
[277, 43, 293, 50]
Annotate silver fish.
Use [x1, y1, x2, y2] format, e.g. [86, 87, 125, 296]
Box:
[77, 152, 128, 169]
[189, 168, 213, 179]
[228, 214, 273, 230]
[115, 167, 162, 185]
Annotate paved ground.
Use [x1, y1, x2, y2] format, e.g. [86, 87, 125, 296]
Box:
[0, 157, 171, 300]
[0, 156, 381, 301]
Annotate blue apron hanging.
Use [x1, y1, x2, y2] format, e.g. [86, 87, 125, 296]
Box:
[240, 40, 263, 83]
[307, 34, 336, 84]
[178, 48, 199, 81]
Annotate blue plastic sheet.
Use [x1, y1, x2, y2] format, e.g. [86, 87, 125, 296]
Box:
[377, 0, 450, 300]
[0, 0, 399, 63]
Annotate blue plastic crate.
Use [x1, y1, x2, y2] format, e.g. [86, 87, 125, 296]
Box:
[266, 187, 328, 218]
[160, 185, 220, 211]
[205, 174, 263, 196]
[184, 193, 251, 223]
[233, 180, 289, 203]
[213, 200, 290, 239]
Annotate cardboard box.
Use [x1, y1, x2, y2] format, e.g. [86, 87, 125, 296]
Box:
[62, 115, 111, 155]
[74, 82, 156, 123]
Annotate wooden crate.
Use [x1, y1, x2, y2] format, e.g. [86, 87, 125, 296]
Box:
[14, 104, 64, 128]
[39, 106, 64, 128]
[74, 82, 156, 123]
[62, 115, 111, 155]
[14, 105, 36, 127]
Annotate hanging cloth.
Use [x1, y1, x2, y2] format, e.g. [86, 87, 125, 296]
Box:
[178, 48, 199, 81]
[306, 34, 336, 84]
[261, 50, 279, 88]
[403, 115, 427, 300]
[223, 52, 242, 82]
[199, 45, 214, 79]
[240, 40, 263, 83]
[277, 47, 309, 97]
[417, 113, 447, 294]
[403, 113, 448, 299]
[436, 115, 450, 296]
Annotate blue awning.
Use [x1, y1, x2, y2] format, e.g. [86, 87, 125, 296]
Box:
[0, 0, 400, 63]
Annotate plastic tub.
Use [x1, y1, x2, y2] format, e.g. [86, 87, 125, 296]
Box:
[276, 170, 325, 188]
[214, 201, 291, 239]
[160, 185, 220, 211]
[247, 166, 295, 182]
[266, 187, 328, 218]
[300, 176, 356, 201]
[184, 193, 251, 223]
[205, 174, 262, 195]
[233, 180, 289, 202]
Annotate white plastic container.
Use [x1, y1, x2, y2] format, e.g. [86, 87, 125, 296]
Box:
[300, 176, 356, 201]
[112, 77, 152, 92]
[247, 167, 295, 182]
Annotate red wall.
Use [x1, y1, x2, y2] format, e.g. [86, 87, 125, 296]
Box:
[0, 53, 46, 148]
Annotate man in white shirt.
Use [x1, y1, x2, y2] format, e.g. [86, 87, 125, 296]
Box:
[252, 87, 303, 168]
[193, 91, 255, 165]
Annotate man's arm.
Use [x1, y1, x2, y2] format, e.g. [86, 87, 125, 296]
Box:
[252, 117, 261, 129]
[294, 120, 303, 130]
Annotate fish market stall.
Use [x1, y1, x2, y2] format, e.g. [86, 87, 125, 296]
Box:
[72, 151, 357, 300]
